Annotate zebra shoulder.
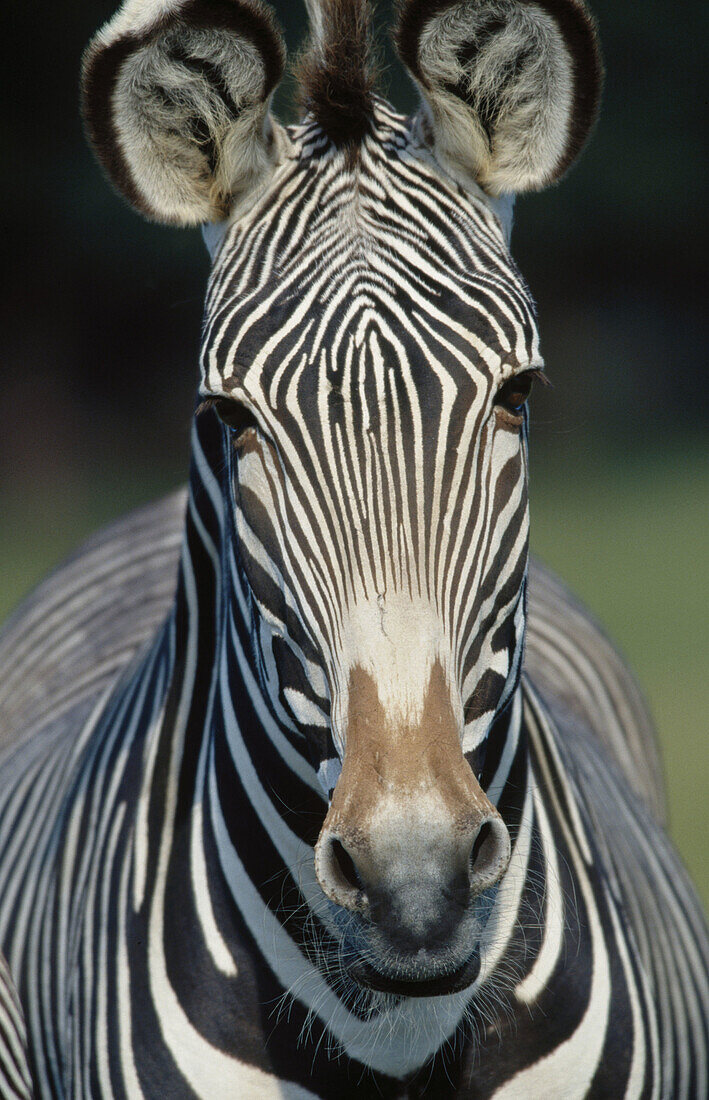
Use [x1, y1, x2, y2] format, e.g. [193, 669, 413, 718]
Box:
[0, 490, 186, 754]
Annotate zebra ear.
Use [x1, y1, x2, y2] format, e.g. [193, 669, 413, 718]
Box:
[82, 0, 286, 226]
[396, 0, 602, 194]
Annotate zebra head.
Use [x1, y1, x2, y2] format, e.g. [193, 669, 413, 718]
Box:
[83, 0, 601, 996]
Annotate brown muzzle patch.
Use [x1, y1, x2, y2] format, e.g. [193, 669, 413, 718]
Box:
[315, 659, 509, 913]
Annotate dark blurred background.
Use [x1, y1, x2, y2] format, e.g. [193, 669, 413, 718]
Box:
[1, 2, 707, 903]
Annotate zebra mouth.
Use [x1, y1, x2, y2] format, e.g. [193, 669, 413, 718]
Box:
[347, 950, 480, 998]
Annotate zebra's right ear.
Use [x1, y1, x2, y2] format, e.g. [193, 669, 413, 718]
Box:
[82, 0, 286, 226]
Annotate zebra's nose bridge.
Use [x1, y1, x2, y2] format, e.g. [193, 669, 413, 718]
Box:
[314, 661, 511, 921]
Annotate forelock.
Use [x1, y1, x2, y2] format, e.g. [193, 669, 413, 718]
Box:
[296, 0, 379, 161]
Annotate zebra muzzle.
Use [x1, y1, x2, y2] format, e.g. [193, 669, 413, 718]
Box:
[314, 662, 511, 967]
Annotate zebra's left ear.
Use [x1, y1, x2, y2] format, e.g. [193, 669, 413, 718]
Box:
[396, 0, 602, 194]
[82, 0, 286, 226]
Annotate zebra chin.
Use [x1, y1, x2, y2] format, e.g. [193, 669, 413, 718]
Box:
[319, 886, 498, 1001]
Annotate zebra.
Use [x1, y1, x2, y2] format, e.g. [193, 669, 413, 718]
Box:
[0, 952, 32, 1100]
[0, 0, 707, 1095]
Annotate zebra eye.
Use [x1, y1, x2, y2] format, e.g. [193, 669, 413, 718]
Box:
[209, 398, 260, 437]
[494, 369, 546, 418]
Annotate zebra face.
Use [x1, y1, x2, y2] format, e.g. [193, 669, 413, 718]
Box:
[203, 114, 540, 750]
[198, 108, 542, 990]
[83, 0, 601, 997]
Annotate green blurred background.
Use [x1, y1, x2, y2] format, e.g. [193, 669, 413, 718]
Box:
[1, 2, 707, 908]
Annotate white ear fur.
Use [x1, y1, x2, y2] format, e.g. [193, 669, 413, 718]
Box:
[82, 0, 286, 225]
[397, 0, 602, 195]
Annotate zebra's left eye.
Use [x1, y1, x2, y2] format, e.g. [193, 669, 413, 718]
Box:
[494, 369, 546, 417]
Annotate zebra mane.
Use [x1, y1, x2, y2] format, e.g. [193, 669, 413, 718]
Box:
[297, 0, 379, 157]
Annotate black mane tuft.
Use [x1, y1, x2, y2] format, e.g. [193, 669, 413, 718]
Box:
[297, 0, 378, 160]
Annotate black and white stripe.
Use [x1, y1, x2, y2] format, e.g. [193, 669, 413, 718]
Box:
[0, 0, 706, 1096]
[199, 104, 539, 762]
[0, 951, 32, 1100]
[1, 437, 707, 1094]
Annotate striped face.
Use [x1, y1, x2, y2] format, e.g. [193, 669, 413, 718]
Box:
[201, 103, 541, 984]
[202, 105, 539, 766]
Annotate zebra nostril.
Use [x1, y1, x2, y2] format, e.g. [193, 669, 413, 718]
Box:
[471, 821, 493, 869]
[314, 830, 368, 912]
[469, 816, 511, 895]
[331, 839, 363, 893]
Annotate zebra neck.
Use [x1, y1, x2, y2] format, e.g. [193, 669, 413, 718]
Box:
[137, 415, 325, 961]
